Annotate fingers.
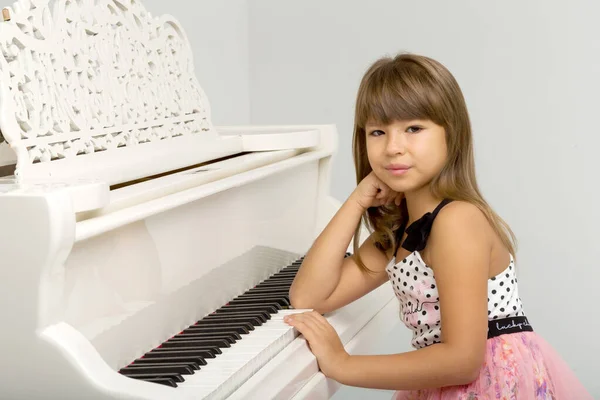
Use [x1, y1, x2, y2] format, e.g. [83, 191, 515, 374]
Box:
[365, 172, 405, 208]
[284, 311, 332, 337]
[285, 313, 318, 341]
[299, 311, 331, 334]
[376, 190, 404, 208]
[374, 184, 389, 201]
[374, 184, 393, 206]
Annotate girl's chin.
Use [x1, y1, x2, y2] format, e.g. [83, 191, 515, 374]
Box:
[387, 182, 429, 196]
[378, 177, 412, 192]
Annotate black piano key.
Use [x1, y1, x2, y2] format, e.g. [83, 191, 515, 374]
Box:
[217, 302, 283, 312]
[276, 267, 300, 274]
[249, 283, 292, 289]
[149, 347, 220, 357]
[125, 361, 200, 371]
[231, 300, 283, 309]
[118, 255, 311, 388]
[137, 377, 179, 387]
[258, 282, 292, 288]
[234, 292, 290, 299]
[182, 324, 252, 335]
[177, 328, 244, 338]
[170, 333, 238, 344]
[227, 298, 289, 308]
[204, 311, 270, 321]
[246, 288, 290, 294]
[161, 339, 231, 349]
[244, 292, 289, 298]
[253, 282, 292, 290]
[120, 372, 184, 382]
[180, 325, 250, 335]
[272, 269, 300, 274]
[120, 365, 195, 376]
[235, 291, 289, 297]
[216, 304, 280, 314]
[249, 288, 290, 293]
[267, 270, 297, 275]
[191, 321, 257, 330]
[271, 270, 299, 275]
[195, 314, 263, 328]
[277, 270, 299, 276]
[268, 278, 296, 282]
[256, 277, 295, 284]
[244, 291, 289, 298]
[133, 356, 207, 366]
[231, 299, 289, 309]
[257, 275, 295, 281]
[193, 316, 263, 326]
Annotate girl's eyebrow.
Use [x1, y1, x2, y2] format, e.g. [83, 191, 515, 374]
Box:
[366, 120, 424, 128]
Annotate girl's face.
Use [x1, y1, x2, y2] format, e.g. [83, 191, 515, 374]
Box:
[365, 119, 448, 194]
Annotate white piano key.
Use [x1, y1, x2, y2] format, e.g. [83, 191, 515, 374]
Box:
[176, 309, 309, 399]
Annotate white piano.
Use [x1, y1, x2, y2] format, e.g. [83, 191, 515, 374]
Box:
[0, 0, 398, 398]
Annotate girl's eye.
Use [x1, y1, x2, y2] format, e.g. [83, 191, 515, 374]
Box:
[407, 126, 422, 133]
[369, 129, 385, 137]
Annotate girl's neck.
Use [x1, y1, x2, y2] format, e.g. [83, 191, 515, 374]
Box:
[404, 187, 444, 226]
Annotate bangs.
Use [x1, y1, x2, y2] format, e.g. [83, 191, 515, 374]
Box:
[356, 60, 443, 129]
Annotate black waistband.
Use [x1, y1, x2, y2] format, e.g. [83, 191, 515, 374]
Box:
[488, 316, 533, 339]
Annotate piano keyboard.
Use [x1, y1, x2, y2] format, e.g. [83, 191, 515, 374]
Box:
[117, 254, 348, 399]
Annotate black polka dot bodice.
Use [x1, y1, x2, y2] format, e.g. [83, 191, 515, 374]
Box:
[386, 199, 525, 349]
[385, 251, 524, 349]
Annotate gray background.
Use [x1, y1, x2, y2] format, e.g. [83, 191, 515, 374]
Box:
[3, 0, 595, 397]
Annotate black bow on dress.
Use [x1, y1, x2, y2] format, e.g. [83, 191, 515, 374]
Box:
[398, 199, 453, 252]
[401, 211, 437, 252]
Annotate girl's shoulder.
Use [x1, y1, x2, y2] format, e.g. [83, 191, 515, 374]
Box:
[425, 200, 494, 265]
[435, 200, 489, 229]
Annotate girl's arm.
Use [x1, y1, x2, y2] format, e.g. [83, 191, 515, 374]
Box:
[289, 194, 391, 314]
[289, 172, 402, 314]
[286, 201, 491, 389]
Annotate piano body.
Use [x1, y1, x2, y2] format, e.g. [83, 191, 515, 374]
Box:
[0, 0, 398, 398]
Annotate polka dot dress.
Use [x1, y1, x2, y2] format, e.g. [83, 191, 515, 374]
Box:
[385, 251, 524, 349]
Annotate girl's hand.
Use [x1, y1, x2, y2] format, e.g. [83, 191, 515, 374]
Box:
[284, 311, 349, 379]
[350, 171, 403, 210]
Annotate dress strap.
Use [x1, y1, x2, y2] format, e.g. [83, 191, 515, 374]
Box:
[393, 218, 409, 257]
[394, 198, 453, 254]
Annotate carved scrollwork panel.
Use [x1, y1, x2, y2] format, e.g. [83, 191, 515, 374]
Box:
[0, 0, 214, 176]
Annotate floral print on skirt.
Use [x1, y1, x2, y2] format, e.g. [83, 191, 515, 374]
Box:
[393, 332, 591, 400]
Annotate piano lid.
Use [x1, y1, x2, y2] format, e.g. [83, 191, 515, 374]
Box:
[0, 0, 319, 187]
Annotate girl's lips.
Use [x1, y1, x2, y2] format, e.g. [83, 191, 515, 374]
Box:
[385, 165, 411, 176]
[386, 163, 410, 170]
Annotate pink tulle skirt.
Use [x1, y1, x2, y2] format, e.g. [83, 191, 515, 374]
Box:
[393, 331, 592, 399]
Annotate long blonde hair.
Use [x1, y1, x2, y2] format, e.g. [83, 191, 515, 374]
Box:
[352, 53, 517, 272]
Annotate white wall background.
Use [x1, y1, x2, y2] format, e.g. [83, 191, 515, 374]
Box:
[141, 0, 252, 126]
[1, 0, 595, 397]
[248, 1, 599, 398]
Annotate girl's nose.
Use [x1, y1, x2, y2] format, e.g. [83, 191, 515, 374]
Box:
[385, 132, 406, 155]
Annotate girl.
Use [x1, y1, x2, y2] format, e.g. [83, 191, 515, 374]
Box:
[284, 53, 592, 399]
